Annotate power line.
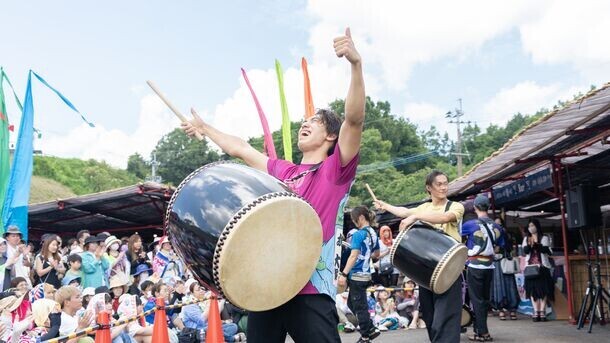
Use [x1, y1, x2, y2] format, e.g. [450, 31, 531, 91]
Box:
[357, 152, 435, 174]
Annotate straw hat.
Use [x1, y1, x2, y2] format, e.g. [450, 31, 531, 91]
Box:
[0, 292, 27, 313]
[109, 273, 129, 289]
[0, 296, 17, 312]
[32, 299, 59, 327]
[104, 236, 121, 250]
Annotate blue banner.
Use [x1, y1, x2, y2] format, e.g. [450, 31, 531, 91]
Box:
[492, 168, 553, 206]
[2, 72, 34, 239]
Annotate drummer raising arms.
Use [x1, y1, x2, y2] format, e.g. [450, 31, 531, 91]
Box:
[374, 170, 464, 343]
[182, 28, 364, 343]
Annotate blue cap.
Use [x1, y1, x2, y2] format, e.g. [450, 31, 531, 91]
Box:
[62, 274, 82, 286]
[474, 194, 490, 210]
[132, 263, 152, 276]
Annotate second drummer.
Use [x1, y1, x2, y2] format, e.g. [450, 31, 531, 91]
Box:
[374, 170, 464, 343]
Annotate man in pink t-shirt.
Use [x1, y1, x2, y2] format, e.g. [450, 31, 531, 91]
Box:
[182, 27, 365, 343]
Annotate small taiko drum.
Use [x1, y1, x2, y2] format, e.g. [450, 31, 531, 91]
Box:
[390, 221, 467, 294]
[461, 304, 474, 328]
[166, 162, 322, 311]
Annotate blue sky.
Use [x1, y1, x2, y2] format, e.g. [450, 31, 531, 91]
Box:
[2, 0, 609, 167]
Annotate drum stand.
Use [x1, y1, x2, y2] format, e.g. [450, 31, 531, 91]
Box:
[576, 231, 610, 333]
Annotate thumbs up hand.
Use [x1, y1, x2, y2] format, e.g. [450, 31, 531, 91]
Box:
[333, 27, 361, 65]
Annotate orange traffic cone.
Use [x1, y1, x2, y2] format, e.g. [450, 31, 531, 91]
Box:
[205, 296, 224, 343]
[94, 311, 111, 343]
[152, 297, 170, 343]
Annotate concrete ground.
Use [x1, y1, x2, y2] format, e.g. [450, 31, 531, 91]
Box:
[287, 314, 610, 342]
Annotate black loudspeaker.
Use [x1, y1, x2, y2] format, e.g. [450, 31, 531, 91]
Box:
[567, 185, 601, 229]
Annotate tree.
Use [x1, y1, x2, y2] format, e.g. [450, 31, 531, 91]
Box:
[329, 97, 429, 173]
[359, 128, 392, 165]
[152, 129, 221, 186]
[127, 153, 149, 179]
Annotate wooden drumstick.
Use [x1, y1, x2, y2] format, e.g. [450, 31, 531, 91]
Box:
[365, 183, 378, 202]
[146, 80, 204, 141]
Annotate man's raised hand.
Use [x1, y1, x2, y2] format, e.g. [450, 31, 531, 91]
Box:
[333, 27, 361, 65]
[180, 108, 208, 139]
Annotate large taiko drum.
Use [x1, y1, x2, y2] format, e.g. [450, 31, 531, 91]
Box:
[165, 162, 322, 311]
[390, 221, 467, 294]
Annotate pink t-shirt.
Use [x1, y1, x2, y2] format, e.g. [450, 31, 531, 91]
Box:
[268, 144, 359, 298]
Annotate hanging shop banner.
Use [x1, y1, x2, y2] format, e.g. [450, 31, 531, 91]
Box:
[492, 168, 553, 206]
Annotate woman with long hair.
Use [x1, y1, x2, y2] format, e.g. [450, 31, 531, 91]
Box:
[127, 234, 149, 275]
[490, 218, 520, 321]
[522, 218, 554, 322]
[34, 235, 65, 289]
[376, 226, 399, 287]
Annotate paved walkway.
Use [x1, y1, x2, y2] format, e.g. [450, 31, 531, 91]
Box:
[287, 314, 610, 342]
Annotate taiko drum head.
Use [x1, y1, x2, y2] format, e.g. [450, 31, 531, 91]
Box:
[166, 162, 323, 311]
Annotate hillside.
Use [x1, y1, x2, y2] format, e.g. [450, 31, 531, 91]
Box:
[29, 175, 77, 204]
[33, 156, 140, 195]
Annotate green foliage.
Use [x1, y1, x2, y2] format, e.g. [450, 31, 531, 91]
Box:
[33, 156, 139, 194]
[330, 97, 429, 173]
[127, 153, 149, 179]
[359, 129, 392, 165]
[152, 128, 220, 186]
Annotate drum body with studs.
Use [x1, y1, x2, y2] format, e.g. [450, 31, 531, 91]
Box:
[390, 221, 467, 294]
[166, 162, 322, 311]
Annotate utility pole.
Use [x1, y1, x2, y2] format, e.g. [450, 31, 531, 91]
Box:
[446, 98, 471, 177]
[150, 153, 162, 183]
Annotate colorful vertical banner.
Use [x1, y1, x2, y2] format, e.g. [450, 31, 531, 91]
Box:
[274, 59, 292, 162]
[241, 68, 277, 159]
[2, 71, 95, 239]
[0, 70, 11, 234]
[2, 72, 34, 239]
[0, 68, 24, 234]
[302, 57, 315, 120]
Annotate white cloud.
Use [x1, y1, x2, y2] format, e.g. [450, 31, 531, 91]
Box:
[482, 81, 581, 124]
[38, 94, 180, 168]
[518, 0, 610, 84]
[519, 1, 610, 65]
[305, 0, 546, 90]
[402, 102, 452, 137]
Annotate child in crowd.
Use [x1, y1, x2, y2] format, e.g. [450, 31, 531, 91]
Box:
[139, 280, 154, 306]
[63, 254, 84, 287]
[109, 274, 129, 315]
